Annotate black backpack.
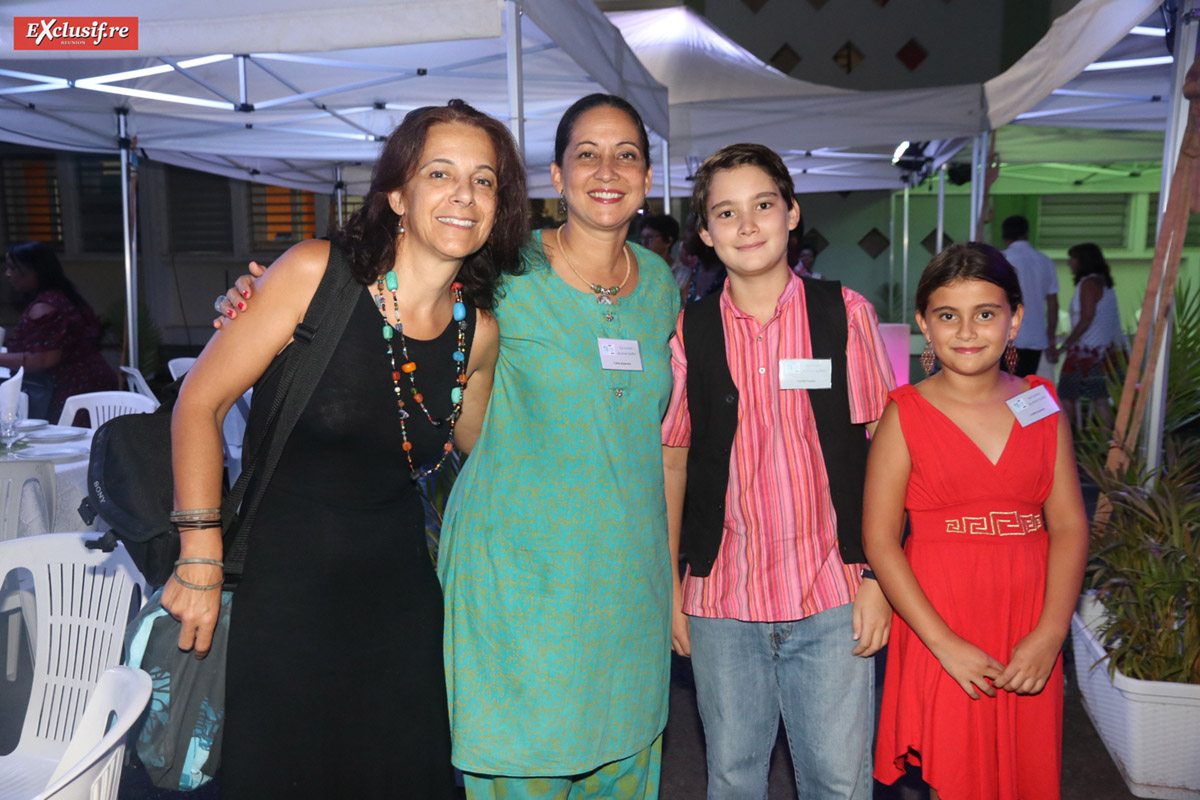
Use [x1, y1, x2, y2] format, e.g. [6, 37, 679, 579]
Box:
[81, 246, 361, 586]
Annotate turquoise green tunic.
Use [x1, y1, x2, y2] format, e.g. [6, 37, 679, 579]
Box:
[438, 230, 678, 776]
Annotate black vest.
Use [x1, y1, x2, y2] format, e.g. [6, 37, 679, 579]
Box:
[680, 278, 870, 577]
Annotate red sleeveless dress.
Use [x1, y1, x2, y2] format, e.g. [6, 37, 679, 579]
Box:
[874, 376, 1063, 800]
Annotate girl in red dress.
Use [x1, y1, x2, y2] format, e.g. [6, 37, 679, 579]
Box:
[865, 243, 1088, 800]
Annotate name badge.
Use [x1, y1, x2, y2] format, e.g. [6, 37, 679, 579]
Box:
[1006, 384, 1060, 427]
[598, 338, 643, 371]
[779, 358, 832, 390]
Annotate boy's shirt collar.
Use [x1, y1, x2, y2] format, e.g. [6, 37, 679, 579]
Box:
[719, 270, 802, 326]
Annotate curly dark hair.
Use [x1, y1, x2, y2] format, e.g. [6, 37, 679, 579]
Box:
[915, 242, 1023, 315]
[330, 100, 527, 310]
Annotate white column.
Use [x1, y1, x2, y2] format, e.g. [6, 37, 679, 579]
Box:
[505, 0, 525, 159]
[117, 109, 138, 371]
[661, 136, 671, 210]
[902, 185, 911, 323]
[936, 164, 946, 253]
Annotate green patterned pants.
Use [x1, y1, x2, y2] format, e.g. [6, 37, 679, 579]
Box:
[463, 735, 662, 800]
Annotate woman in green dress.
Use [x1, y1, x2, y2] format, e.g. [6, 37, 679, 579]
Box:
[438, 94, 677, 799]
[217, 95, 677, 797]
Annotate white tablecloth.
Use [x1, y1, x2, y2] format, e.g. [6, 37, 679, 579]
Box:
[11, 428, 99, 536]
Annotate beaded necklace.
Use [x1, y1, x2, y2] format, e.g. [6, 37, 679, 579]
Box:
[555, 225, 631, 306]
[375, 270, 469, 480]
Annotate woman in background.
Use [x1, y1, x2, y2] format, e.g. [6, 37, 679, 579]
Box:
[1055, 242, 1124, 427]
[2, 241, 116, 419]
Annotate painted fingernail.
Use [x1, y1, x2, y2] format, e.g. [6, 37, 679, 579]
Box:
[226, 309, 235, 317]
[237, 302, 246, 311]
[241, 290, 250, 298]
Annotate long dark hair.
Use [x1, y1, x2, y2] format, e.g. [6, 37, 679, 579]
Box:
[5, 241, 91, 311]
[915, 242, 1023, 315]
[330, 100, 527, 310]
[1068, 242, 1114, 287]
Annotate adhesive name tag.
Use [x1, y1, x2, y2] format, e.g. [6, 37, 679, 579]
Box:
[1006, 384, 1060, 427]
[598, 338, 644, 371]
[779, 358, 832, 390]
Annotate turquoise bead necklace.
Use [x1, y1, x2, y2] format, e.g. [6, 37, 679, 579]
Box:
[375, 269, 469, 480]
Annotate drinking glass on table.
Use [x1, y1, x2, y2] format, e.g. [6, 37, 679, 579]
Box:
[1, 403, 25, 451]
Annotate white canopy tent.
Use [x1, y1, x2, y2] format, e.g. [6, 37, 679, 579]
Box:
[0, 0, 669, 366]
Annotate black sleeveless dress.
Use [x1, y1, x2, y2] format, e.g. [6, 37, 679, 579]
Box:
[221, 283, 469, 798]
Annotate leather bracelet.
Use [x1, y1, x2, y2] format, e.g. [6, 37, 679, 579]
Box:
[173, 558, 225, 591]
[170, 508, 222, 521]
[174, 520, 223, 531]
[860, 568, 877, 581]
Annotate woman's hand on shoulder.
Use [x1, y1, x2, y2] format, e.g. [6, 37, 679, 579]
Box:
[212, 259, 270, 328]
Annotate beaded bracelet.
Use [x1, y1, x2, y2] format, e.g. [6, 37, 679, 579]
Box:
[173, 558, 225, 591]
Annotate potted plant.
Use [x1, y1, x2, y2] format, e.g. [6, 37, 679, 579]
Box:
[1072, 284, 1200, 799]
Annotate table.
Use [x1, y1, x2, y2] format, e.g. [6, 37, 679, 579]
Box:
[5, 426, 99, 536]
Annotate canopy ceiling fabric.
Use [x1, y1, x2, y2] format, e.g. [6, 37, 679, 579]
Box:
[0, 0, 1175, 197]
[0, 0, 668, 196]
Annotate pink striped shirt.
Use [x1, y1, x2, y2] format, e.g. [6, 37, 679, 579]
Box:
[662, 274, 895, 622]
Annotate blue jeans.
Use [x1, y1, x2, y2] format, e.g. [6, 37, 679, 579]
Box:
[689, 603, 874, 800]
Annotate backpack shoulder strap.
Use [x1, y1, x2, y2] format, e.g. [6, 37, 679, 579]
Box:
[222, 244, 361, 577]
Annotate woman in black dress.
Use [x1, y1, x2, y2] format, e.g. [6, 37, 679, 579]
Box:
[165, 101, 527, 798]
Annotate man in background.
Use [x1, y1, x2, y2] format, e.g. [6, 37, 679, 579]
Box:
[1001, 215, 1059, 376]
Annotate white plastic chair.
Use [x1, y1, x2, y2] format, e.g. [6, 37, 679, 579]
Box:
[30, 665, 151, 800]
[167, 357, 197, 380]
[56, 391, 157, 428]
[118, 367, 160, 409]
[223, 388, 252, 485]
[0, 460, 55, 541]
[0, 533, 148, 799]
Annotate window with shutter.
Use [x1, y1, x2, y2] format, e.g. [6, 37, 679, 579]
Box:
[1036, 194, 1128, 250]
[77, 155, 124, 253]
[250, 184, 316, 251]
[1, 157, 63, 247]
[167, 165, 235, 253]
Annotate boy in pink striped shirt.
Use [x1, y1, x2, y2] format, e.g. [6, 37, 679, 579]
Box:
[662, 144, 895, 799]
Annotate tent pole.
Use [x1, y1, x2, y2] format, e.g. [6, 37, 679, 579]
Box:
[902, 184, 910, 323]
[117, 109, 138, 372]
[968, 137, 978, 240]
[661, 136, 671, 211]
[335, 166, 345, 227]
[505, 0, 525, 159]
[936, 164, 946, 253]
[888, 193, 895, 321]
[1143, 0, 1198, 471]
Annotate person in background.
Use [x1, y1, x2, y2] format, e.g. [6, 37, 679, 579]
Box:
[1055, 242, 1124, 427]
[2, 241, 116, 420]
[1001, 215, 1058, 377]
[640, 213, 680, 266]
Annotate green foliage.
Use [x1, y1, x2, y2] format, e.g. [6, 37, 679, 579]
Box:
[1079, 282, 1200, 683]
[98, 300, 162, 378]
[1085, 438, 1200, 683]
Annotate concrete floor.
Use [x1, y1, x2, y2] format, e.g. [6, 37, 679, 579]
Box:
[0, 625, 1146, 799]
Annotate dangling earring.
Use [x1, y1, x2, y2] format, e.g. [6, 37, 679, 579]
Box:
[557, 194, 567, 217]
[921, 339, 936, 376]
[1004, 339, 1019, 373]
[397, 215, 405, 235]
